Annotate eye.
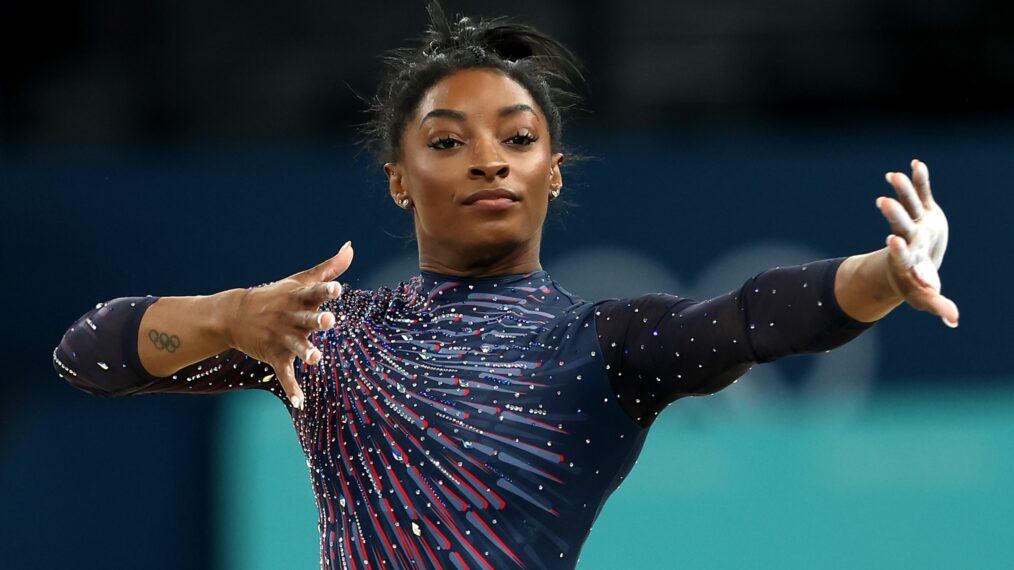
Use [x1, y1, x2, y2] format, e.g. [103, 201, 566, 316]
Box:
[505, 130, 538, 146]
[427, 136, 462, 150]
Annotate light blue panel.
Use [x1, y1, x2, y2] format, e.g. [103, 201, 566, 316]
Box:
[214, 391, 319, 570]
[578, 388, 1014, 569]
[217, 387, 1014, 570]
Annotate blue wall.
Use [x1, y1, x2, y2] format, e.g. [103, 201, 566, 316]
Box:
[5, 126, 1012, 568]
[216, 385, 1014, 569]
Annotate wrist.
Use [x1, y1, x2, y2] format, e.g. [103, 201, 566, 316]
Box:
[834, 249, 904, 322]
[870, 247, 906, 304]
[208, 288, 247, 350]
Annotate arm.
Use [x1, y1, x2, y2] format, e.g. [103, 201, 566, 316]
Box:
[596, 256, 874, 427]
[137, 290, 242, 378]
[52, 292, 283, 400]
[52, 242, 354, 408]
[597, 159, 957, 427]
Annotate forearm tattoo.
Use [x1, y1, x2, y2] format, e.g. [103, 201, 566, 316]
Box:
[148, 329, 182, 353]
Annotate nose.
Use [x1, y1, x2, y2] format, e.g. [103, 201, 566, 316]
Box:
[468, 140, 509, 180]
[469, 161, 509, 180]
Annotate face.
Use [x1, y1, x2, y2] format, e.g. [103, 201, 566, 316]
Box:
[385, 68, 564, 271]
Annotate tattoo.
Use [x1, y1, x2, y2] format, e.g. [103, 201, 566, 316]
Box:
[148, 329, 182, 353]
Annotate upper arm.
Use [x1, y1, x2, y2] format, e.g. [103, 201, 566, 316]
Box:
[595, 257, 877, 427]
[595, 291, 757, 426]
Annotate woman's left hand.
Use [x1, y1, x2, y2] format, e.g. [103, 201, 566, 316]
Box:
[877, 159, 959, 327]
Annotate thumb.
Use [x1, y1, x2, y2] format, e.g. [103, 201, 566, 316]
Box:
[929, 293, 960, 329]
[292, 241, 354, 284]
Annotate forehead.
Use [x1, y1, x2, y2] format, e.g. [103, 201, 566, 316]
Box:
[414, 68, 543, 122]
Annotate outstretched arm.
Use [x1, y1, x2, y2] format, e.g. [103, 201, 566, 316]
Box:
[52, 242, 355, 409]
[52, 293, 283, 400]
[595, 257, 873, 427]
[596, 159, 957, 427]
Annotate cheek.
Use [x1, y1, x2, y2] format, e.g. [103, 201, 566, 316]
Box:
[524, 147, 553, 181]
[520, 156, 553, 194]
[407, 161, 457, 206]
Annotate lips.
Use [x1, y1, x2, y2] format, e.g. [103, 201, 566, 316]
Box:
[462, 187, 519, 205]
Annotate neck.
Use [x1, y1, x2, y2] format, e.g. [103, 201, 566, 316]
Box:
[417, 237, 543, 278]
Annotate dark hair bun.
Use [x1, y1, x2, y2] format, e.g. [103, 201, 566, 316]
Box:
[362, 0, 585, 164]
[421, 1, 584, 87]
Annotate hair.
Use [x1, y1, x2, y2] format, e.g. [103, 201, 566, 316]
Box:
[361, 0, 586, 166]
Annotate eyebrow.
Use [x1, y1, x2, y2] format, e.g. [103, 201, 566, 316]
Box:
[419, 104, 540, 126]
[498, 104, 539, 120]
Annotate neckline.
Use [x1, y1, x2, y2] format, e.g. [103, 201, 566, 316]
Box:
[418, 269, 549, 286]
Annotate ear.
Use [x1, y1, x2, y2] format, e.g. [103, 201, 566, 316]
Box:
[550, 153, 565, 190]
[385, 162, 407, 204]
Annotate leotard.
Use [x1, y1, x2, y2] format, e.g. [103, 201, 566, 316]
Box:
[53, 256, 874, 569]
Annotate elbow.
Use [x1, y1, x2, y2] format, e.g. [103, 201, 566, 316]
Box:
[51, 345, 118, 398]
[691, 361, 754, 396]
[51, 297, 153, 398]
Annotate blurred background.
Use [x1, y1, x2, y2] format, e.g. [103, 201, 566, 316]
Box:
[3, 0, 1013, 568]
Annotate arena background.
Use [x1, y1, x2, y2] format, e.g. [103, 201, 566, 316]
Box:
[3, 0, 1012, 568]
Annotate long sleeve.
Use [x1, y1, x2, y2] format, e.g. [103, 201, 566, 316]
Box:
[595, 256, 877, 427]
[52, 295, 286, 402]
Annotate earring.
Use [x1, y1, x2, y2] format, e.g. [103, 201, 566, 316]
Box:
[399, 198, 411, 208]
[550, 187, 561, 200]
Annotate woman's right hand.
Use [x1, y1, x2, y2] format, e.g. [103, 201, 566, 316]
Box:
[226, 240, 354, 410]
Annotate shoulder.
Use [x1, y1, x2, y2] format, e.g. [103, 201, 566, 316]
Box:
[593, 293, 694, 321]
[583, 294, 696, 346]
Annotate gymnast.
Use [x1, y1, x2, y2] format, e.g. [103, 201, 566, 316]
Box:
[53, 2, 958, 568]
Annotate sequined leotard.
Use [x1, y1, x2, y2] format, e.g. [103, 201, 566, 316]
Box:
[53, 256, 874, 569]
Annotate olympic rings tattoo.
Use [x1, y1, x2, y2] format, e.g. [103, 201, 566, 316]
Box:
[148, 329, 182, 353]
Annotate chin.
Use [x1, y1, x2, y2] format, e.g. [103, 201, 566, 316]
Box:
[457, 223, 530, 249]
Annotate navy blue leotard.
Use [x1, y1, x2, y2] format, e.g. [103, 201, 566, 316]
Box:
[53, 256, 874, 569]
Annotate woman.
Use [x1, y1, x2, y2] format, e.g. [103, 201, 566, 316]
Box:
[52, 2, 958, 569]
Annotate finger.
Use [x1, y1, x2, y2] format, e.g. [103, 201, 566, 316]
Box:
[292, 241, 354, 284]
[284, 334, 320, 364]
[888, 235, 941, 291]
[293, 310, 335, 331]
[885, 171, 925, 222]
[911, 159, 934, 206]
[274, 358, 305, 410]
[877, 197, 919, 242]
[932, 294, 959, 328]
[910, 259, 940, 292]
[298, 281, 343, 307]
[886, 234, 915, 269]
[912, 290, 960, 328]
